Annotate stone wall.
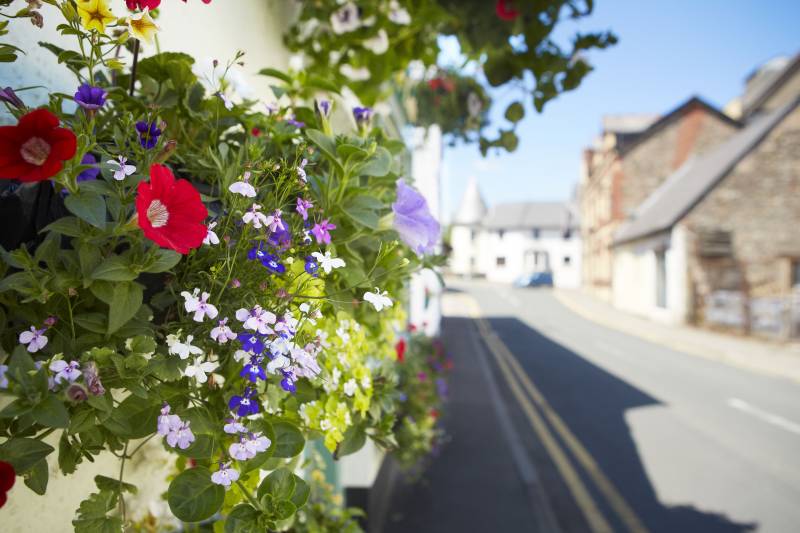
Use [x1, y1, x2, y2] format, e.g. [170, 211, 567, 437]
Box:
[683, 103, 800, 331]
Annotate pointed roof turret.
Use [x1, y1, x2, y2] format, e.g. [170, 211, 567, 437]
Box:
[454, 177, 487, 225]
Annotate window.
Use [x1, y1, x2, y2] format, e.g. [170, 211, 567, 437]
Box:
[563, 256, 571, 266]
[498, 230, 505, 239]
[563, 228, 572, 240]
[496, 257, 506, 267]
[792, 259, 800, 287]
[655, 249, 667, 308]
[532, 228, 540, 239]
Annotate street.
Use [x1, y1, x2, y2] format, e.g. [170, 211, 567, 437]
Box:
[383, 281, 800, 533]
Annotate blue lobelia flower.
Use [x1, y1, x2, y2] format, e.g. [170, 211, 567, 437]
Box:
[261, 253, 286, 275]
[240, 356, 267, 383]
[304, 255, 319, 276]
[229, 387, 259, 417]
[280, 369, 297, 393]
[136, 120, 162, 149]
[238, 332, 266, 354]
[391, 179, 440, 255]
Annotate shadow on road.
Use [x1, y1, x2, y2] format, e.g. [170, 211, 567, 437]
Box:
[381, 316, 756, 533]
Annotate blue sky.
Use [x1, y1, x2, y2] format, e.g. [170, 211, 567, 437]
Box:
[440, 0, 800, 222]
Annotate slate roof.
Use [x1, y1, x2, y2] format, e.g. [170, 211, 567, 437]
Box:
[484, 202, 579, 230]
[614, 96, 800, 245]
[741, 54, 800, 118]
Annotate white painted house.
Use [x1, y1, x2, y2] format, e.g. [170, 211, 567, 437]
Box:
[450, 179, 581, 288]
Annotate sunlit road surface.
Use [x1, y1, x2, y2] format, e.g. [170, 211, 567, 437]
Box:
[447, 280, 800, 533]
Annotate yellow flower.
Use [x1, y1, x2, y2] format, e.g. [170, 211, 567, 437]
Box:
[76, 0, 115, 34]
[127, 7, 159, 44]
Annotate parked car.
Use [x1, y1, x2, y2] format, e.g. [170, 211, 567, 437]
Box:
[513, 271, 554, 288]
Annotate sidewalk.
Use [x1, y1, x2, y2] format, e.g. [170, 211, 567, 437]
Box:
[554, 289, 800, 384]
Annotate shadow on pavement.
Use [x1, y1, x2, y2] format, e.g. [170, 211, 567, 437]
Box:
[380, 316, 756, 533]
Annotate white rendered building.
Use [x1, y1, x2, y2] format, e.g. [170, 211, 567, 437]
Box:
[450, 179, 581, 288]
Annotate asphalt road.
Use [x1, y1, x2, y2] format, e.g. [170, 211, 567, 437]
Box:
[383, 281, 800, 533]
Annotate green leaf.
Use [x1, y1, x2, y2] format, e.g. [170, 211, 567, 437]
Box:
[107, 282, 143, 335]
[305, 129, 343, 173]
[504, 101, 525, 123]
[91, 255, 138, 282]
[271, 420, 305, 458]
[225, 504, 262, 533]
[305, 75, 342, 94]
[0, 438, 54, 473]
[24, 458, 49, 495]
[94, 475, 138, 494]
[74, 313, 108, 334]
[337, 424, 366, 457]
[291, 475, 310, 509]
[31, 394, 70, 428]
[72, 490, 122, 533]
[143, 249, 181, 273]
[104, 395, 158, 439]
[167, 467, 225, 523]
[257, 468, 295, 501]
[40, 217, 81, 237]
[257, 67, 292, 84]
[357, 147, 392, 177]
[64, 191, 106, 229]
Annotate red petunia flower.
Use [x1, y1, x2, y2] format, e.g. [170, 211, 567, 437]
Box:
[495, 0, 520, 21]
[251, 127, 262, 137]
[126, 0, 160, 10]
[0, 108, 77, 182]
[0, 460, 15, 509]
[136, 164, 208, 254]
[395, 338, 406, 362]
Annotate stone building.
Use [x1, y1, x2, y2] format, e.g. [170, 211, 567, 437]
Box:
[450, 179, 581, 288]
[612, 55, 800, 338]
[579, 98, 740, 301]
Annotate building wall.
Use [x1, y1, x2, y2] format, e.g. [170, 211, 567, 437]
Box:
[580, 103, 738, 301]
[612, 226, 690, 325]
[449, 225, 479, 276]
[476, 228, 581, 288]
[682, 103, 800, 332]
[756, 65, 800, 115]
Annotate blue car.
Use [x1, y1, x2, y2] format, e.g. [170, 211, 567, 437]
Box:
[513, 272, 553, 288]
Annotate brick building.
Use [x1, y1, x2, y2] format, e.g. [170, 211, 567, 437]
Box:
[579, 98, 739, 300]
[612, 54, 800, 338]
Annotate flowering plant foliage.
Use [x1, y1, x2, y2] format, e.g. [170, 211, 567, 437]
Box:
[285, 0, 617, 154]
[0, 1, 445, 530]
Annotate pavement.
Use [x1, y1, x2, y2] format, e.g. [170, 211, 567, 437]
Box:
[553, 288, 800, 384]
[381, 280, 800, 533]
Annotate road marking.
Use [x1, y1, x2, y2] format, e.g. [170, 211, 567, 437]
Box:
[727, 398, 800, 436]
[464, 302, 614, 533]
[465, 295, 649, 533]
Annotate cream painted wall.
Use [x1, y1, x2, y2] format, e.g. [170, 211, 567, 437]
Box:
[612, 226, 689, 324]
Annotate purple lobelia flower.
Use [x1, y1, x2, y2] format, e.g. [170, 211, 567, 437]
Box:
[316, 99, 331, 118]
[229, 387, 259, 417]
[211, 463, 239, 487]
[280, 369, 297, 393]
[311, 219, 336, 245]
[135, 120, 162, 149]
[50, 360, 81, 385]
[285, 115, 305, 128]
[82, 362, 105, 396]
[304, 255, 319, 276]
[166, 420, 195, 449]
[158, 404, 180, 436]
[74, 83, 107, 111]
[296, 197, 312, 221]
[19, 326, 48, 353]
[267, 225, 292, 249]
[392, 179, 440, 255]
[224, 419, 247, 434]
[77, 153, 100, 182]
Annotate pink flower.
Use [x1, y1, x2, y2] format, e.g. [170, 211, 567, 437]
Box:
[296, 197, 312, 221]
[311, 219, 336, 245]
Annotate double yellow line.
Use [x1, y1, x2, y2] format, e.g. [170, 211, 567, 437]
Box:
[469, 302, 648, 533]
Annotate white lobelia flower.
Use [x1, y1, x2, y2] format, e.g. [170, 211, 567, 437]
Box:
[216, 92, 234, 110]
[311, 251, 346, 274]
[364, 288, 393, 312]
[340, 64, 371, 81]
[203, 221, 220, 246]
[184, 357, 218, 384]
[363, 29, 389, 55]
[181, 288, 219, 322]
[210, 317, 237, 344]
[167, 334, 203, 360]
[343, 378, 357, 397]
[330, 2, 360, 34]
[236, 306, 276, 335]
[229, 172, 257, 197]
[242, 203, 271, 228]
[107, 156, 136, 181]
[388, 0, 411, 24]
[266, 354, 290, 374]
[233, 350, 250, 364]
